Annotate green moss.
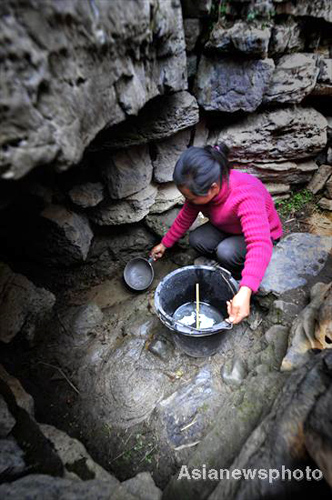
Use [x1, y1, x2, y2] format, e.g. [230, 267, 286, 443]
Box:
[208, 0, 230, 33]
[200, 402, 209, 413]
[275, 189, 315, 217]
[237, 398, 259, 422]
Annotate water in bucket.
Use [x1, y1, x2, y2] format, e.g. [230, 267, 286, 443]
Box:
[173, 301, 224, 329]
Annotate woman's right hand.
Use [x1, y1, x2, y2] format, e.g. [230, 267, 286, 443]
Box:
[150, 243, 166, 261]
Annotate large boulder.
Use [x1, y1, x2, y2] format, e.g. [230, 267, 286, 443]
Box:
[68, 182, 104, 208]
[194, 55, 275, 112]
[98, 91, 199, 149]
[90, 184, 158, 225]
[152, 129, 191, 183]
[145, 207, 190, 248]
[89, 336, 167, 428]
[318, 198, 332, 210]
[0, 475, 144, 500]
[150, 184, 184, 214]
[304, 377, 332, 488]
[89, 224, 157, 265]
[307, 164, 332, 194]
[0, 0, 187, 179]
[263, 53, 320, 104]
[265, 183, 290, 196]
[40, 423, 112, 481]
[312, 58, 332, 96]
[38, 205, 94, 265]
[274, 0, 332, 24]
[207, 351, 332, 500]
[151, 365, 226, 452]
[162, 341, 288, 500]
[269, 19, 305, 55]
[102, 145, 153, 199]
[235, 159, 318, 185]
[326, 175, 332, 198]
[259, 233, 332, 296]
[0, 263, 55, 344]
[207, 20, 271, 57]
[192, 117, 209, 147]
[281, 282, 332, 372]
[122, 472, 162, 500]
[209, 107, 327, 163]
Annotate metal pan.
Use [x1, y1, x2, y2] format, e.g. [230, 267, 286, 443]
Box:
[123, 256, 154, 292]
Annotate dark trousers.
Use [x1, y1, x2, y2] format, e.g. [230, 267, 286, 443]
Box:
[189, 222, 247, 280]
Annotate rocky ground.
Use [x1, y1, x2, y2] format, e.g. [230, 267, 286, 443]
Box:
[1, 221, 332, 498]
[1, 0, 332, 497]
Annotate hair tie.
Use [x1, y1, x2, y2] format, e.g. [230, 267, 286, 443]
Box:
[213, 145, 220, 151]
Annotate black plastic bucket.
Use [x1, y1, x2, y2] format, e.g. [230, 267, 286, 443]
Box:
[154, 265, 238, 357]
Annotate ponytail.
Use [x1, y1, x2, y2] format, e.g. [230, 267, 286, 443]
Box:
[206, 143, 231, 182]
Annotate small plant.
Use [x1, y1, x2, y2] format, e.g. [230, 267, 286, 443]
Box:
[267, 8, 276, 21]
[133, 433, 144, 452]
[143, 444, 156, 464]
[219, 1, 228, 17]
[275, 189, 314, 217]
[207, 0, 230, 33]
[261, 8, 276, 28]
[246, 9, 258, 22]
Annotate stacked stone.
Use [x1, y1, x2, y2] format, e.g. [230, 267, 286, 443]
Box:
[0, 0, 331, 268]
[307, 163, 332, 210]
[0, 0, 197, 266]
[189, 0, 331, 201]
[305, 117, 332, 210]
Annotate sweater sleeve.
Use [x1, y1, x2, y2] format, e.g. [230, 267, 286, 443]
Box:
[236, 191, 273, 293]
[161, 201, 200, 248]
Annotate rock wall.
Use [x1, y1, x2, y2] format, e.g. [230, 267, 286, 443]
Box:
[1, 0, 332, 272]
[0, 0, 187, 179]
[0, 0, 332, 274]
[190, 0, 331, 200]
[1, 2, 332, 496]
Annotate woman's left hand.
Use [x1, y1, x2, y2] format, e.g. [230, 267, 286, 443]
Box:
[226, 286, 252, 325]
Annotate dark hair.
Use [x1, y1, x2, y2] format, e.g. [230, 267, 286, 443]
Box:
[173, 143, 231, 196]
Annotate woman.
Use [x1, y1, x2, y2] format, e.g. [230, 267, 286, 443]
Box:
[150, 143, 282, 325]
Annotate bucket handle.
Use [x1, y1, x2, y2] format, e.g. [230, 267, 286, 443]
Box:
[217, 265, 231, 278]
[215, 266, 239, 295]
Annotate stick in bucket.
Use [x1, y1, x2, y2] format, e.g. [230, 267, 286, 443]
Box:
[196, 283, 200, 329]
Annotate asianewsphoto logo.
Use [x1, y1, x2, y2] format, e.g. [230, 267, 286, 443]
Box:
[177, 465, 324, 484]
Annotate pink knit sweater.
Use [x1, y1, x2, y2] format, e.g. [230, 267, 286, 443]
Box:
[161, 170, 283, 292]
